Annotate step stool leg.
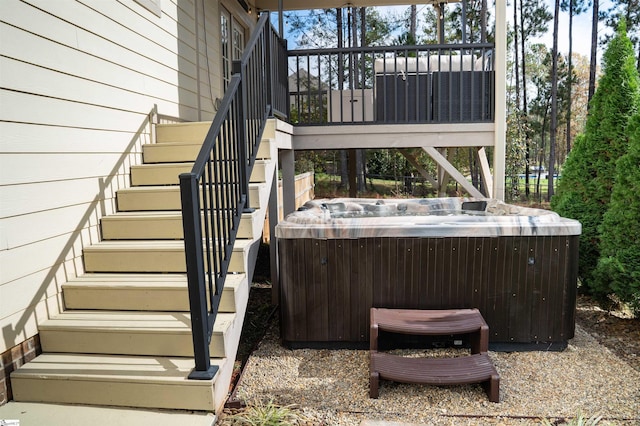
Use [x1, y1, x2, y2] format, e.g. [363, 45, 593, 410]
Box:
[482, 373, 500, 403]
[470, 324, 489, 354]
[370, 371, 379, 398]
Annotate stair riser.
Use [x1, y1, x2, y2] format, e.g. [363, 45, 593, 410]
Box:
[143, 144, 201, 163]
[256, 139, 272, 160]
[83, 249, 245, 273]
[40, 329, 228, 358]
[143, 139, 272, 164]
[11, 378, 215, 411]
[131, 164, 192, 186]
[156, 123, 210, 144]
[101, 214, 257, 240]
[63, 287, 191, 311]
[117, 185, 262, 211]
[130, 161, 267, 186]
[62, 279, 244, 313]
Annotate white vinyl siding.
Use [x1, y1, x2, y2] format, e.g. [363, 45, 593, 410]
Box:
[0, 0, 253, 352]
[134, 0, 162, 17]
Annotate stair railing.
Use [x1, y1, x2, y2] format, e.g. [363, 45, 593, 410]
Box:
[179, 12, 287, 379]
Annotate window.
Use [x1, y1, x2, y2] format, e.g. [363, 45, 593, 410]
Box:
[221, 10, 231, 89]
[221, 7, 246, 90]
[232, 21, 245, 61]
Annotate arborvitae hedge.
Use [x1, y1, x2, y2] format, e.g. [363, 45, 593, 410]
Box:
[551, 20, 640, 297]
[594, 113, 640, 314]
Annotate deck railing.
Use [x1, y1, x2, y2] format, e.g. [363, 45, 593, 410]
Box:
[288, 43, 494, 125]
[179, 12, 286, 379]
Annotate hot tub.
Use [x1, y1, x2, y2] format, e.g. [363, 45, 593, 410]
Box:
[275, 198, 581, 350]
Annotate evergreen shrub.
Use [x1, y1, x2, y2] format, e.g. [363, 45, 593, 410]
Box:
[551, 20, 640, 296]
[594, 113, 640, 315]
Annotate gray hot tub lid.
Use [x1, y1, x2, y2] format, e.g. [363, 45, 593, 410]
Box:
[275, 197, 582, 239]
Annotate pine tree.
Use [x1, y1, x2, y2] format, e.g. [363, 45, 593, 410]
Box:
[551, 19, 640, 296]
[593, 113, 640, 315]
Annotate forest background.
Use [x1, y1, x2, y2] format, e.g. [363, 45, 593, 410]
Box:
[276, 0, 640, 202]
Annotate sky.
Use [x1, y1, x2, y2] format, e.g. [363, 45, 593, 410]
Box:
[278, 1, 620, 61]
[531, 0, 617, 60]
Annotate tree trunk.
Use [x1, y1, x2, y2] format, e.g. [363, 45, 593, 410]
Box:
[588, 0, 599, 107]
[349, 7, 357, 89]
[410, 5, 417, 40]
[519, 0, 531, 197]
[337, 8, 343, 89]
[403, 159, 412, 194]
[481, 0, 487, 43]
[549, 0, 560, 201]
[357, 149, 366, 192]
[566, 0, 574, 154]
[514, 1, 521, 112]
[339, 150, 348, 188]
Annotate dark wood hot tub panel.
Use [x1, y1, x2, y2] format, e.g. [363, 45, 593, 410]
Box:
[278, 236, 579, 347]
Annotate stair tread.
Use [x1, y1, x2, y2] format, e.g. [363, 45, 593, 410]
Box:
[10, 353, 221, 385]
[103, 210, 258, 219]
[371, 352, 498, 385]
[132, 162, 194, 168]
[64, 272, 245, 287]
[40, 311, 234, 334]
[371, 308, 487, 335]
[132, 159, 268, 168]
[85, 240, 253, 250]
[119, 182, 264, 192]
[85, 241, 187, 250]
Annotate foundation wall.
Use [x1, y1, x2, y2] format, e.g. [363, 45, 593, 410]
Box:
[1, 336, 41, 405]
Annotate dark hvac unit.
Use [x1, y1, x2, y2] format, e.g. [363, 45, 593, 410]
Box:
[432, 71, 494, 122]
[375, 73, 432, 123]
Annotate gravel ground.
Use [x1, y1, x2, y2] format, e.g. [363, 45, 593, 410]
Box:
[223, 321, 640, 425]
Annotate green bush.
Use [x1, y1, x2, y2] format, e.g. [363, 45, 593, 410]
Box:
[552, 20, 640, 296]
[594, 113, 640, 315]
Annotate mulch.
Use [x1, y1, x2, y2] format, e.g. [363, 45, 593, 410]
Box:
[574, 294, 640, 372]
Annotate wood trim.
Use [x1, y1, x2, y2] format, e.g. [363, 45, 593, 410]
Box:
[292, 123, 494, 150]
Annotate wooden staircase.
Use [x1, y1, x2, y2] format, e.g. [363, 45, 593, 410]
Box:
[369, 308, 500, 402]
[9, 121, 276, 416]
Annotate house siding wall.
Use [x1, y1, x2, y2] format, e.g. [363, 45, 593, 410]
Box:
[0, 0, 252, 355]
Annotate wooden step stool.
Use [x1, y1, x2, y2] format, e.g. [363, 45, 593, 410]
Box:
[369, 308, 500, 402]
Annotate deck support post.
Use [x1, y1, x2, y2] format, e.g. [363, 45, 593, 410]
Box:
[280, 149, 296, 217]
[268, 164, 280, 305]
[493, 0, 507, 200]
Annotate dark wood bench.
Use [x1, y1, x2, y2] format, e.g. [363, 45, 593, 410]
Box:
[369, 308, 500, 402]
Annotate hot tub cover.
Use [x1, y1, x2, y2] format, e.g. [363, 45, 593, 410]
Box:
[275, 197, 582, 239]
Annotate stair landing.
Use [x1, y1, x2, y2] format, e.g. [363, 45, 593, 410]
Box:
[10, 353, 222, 411]
[0, 402, 216, 426]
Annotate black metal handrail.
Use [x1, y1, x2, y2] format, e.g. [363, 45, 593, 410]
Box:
[269, 24, 289, 118]
[288, 43, 494, 125]
[179, 12, 286, 379]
